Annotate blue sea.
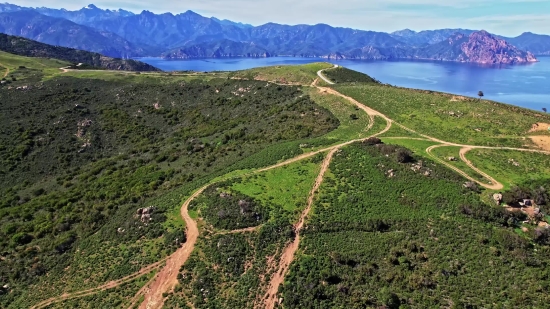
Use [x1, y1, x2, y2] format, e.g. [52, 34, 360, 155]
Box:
[137, 56, 550, 112]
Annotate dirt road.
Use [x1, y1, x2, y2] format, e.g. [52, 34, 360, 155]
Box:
[263, 148, 338, 309]
[317, 66, 336, 85]
[426, 145, 503, 190]
[32, 66, 550, 309]
[30, 259, 166, 309]
[137, 186, 205, 309]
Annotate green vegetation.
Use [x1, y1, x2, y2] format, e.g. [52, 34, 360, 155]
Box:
[466, 149, 550, 189]
[429, 146, 489, 184]
[0, 54, 341, 308]
[380, 138, 439, 156]
[44, 272, 155, 309]
[305, 88, 371, 142]
[281, 142, 550, 308]
[377, 123, 422, 138]
[323, 66, 381, 84]
[0, 33, 159, 71]
[2, 54, 549, 309]
[230, 160, 321, 214]
[230, 62, 332, 85]
[334, 84, 550, 147]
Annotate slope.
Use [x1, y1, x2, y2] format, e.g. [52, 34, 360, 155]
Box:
[0, 33, 159, 71]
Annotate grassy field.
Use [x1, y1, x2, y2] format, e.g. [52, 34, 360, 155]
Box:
[377, 123, 423, 138]
[334, 83, 550, 148]
[230, 62, 332, 85]
[230, 158, 321, 216]
[429, 146, 490, 184]
[381, 138, 439, 156]
[0, 51, 70, 82]
[466, 148, 550, 189]
[0, 53, 343, 308]
[305, 87, 371, 142]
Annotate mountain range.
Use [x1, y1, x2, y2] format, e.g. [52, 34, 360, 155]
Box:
[0, 3, 549, 63]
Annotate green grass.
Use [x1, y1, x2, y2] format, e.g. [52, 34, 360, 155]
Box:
[380, 138, 439, 156]
[305, 87, 371, 141]
[0, 51, 70, 82]
[429, 146, 490, 184]
[466, 149, 550, 190]
[230, 158, 321, 216]
[334, 83, 550, 148]
[377, 123, 423, 138]
[230, 62, 333, 85]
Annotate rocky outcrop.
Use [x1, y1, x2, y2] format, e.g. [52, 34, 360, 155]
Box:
[458, 30, 537, 64]
[327, 31, 537, 65]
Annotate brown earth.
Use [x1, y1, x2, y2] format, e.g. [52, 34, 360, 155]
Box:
[530, 136, 550, 152]
[262, 148, 338, 309]
[528, 123, 550, 133]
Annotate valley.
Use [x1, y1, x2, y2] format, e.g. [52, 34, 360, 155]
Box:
[1, 44, 550, 309]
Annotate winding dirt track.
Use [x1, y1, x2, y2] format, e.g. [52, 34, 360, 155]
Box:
[426, 145, 503, 190]
[31, 66, 550, 309]
[30, 259, 167, 309]
[262, 148, 337, 309]
[138, 186, 205, 309]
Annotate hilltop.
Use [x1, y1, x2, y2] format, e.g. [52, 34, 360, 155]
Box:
[0, 50, 549, 309]
[0, 33, 159, 71]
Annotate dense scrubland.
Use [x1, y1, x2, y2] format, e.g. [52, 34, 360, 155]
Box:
[1, 51, 550, 309]
[166, 159, 322, 309]
[0, 57, 339, 307]
[281, 142, 550, 308]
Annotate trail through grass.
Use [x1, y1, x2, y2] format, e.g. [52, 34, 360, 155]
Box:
[466, 148, 550, 189]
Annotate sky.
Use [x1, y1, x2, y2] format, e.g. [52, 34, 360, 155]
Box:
[8, 0, 550, 36]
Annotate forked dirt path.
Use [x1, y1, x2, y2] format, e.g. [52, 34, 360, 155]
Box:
[31, 67, 550, 309]
[426, 145, 503, 190]
[262, 148, 338, 309]
[137, 186, 205, 309]
[458, 147, 502, 188]
[30, 259, 166, 309]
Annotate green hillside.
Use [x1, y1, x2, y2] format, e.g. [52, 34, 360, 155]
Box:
[0, 33, 159, 72]
[1, 52, 549, 309]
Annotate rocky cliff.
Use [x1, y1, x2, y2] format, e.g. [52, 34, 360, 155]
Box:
[329, 31, 538, 64]
[457, 30, 537, 64]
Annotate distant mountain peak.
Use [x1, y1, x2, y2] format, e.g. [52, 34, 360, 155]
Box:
[392, 29, 417, 35]
[85, 4, 98, 10]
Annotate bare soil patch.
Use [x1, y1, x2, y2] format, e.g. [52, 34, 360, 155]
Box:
[529, 136, 550, 152]
[528, 123, 550, 133]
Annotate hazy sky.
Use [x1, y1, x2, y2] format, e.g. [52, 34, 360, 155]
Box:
[8, 0, 550, 36]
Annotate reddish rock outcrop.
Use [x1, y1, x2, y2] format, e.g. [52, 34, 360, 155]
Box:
[460, 30, 537, 64]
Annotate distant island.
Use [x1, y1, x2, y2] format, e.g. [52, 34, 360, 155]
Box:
[0, 3, 548, 64]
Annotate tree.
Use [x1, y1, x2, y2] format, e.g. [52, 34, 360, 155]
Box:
[543, 108, 547, 113]
[349, 114, 358, 120]
[477, 91, 484, 100]
[395, 149, 413, 163]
